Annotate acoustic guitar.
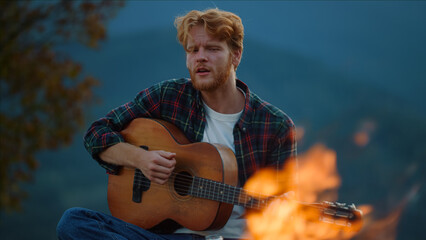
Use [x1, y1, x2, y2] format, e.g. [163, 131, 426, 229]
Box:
[107, 118, 363, 233]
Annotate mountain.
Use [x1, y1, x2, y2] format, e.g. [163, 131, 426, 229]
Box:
[0, 28, 424, 240]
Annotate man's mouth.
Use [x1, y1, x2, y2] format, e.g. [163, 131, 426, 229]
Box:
[196, 67, 210, 74]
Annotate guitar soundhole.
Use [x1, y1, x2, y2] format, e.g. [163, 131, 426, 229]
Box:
[174, 171, 193, 196]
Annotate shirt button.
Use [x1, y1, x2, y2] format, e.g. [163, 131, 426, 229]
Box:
[242, 127, 246, 132]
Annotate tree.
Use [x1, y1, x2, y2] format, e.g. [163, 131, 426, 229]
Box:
[0, 0, 124, 211]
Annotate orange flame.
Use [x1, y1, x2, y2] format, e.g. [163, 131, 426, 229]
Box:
[297, 144, 341, 202]
[243, 141, 416, 240]
[244, 144, 362, 240]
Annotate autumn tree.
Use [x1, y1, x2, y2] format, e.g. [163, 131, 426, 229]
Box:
[0, 0, 124, 211]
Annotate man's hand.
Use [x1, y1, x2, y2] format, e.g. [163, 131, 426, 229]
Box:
[137, 150, 176, 185]
[99, 142, 176, 185]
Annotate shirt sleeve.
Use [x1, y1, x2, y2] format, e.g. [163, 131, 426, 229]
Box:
[83, 82, 163, 174]
[268, 118, 298, 192]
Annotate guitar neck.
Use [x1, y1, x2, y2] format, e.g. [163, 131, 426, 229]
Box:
[188, 175, 363, 231]
[189, 175, 271, 210]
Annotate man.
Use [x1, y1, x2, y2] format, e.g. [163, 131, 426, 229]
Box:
[57, 8, 297, 240]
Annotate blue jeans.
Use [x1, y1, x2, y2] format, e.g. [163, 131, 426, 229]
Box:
[57, 207, 205, 240]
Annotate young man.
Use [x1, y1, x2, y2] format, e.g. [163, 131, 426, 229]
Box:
[57, 9, 297, 240]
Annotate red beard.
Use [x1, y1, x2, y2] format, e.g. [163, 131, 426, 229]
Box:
[189, 54, 233, 92]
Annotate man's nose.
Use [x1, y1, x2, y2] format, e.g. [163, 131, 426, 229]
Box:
[196, 49, 208, 62]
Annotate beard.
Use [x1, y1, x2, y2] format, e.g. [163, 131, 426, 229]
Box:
[189, 55, 233, 92]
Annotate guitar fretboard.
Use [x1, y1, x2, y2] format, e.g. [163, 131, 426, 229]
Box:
[189, 176, 271, 210]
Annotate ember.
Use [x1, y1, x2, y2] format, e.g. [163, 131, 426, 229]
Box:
[353, 120, 376, 147]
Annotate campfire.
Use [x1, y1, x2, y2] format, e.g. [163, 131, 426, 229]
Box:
[242, 122, 418, 240]
[244, 144, 365, 240]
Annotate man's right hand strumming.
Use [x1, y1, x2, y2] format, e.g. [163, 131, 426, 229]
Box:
[99, 142, 176, 185]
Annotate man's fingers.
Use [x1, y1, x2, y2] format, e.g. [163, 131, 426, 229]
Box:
[158, 151, 176, 159]
[137, 150, 177, 185]
[151, 172, 171, 183]
[139, 165, 172, 184]
[150, 163, 175, 175]
[154, 152, 176, 168]
[152, 177, 168, 185]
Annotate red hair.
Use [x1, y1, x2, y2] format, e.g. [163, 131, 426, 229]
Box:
[175, 9, 244, 53]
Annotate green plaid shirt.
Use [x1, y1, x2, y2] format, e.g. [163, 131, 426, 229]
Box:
[84, 78, 297, 186]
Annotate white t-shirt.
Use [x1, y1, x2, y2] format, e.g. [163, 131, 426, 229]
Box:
[174, 98, 248, 238]
[201, 102, 241, 152]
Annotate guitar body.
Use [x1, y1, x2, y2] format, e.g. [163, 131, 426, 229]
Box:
[107, 118, 238, 231]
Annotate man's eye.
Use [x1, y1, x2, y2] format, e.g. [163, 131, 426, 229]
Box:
[186, 47, 197, 53]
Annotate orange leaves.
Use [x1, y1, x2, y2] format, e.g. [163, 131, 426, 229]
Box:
[0, 0, 122, 211]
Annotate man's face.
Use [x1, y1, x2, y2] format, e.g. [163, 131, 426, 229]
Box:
[186, 25, 237, 92]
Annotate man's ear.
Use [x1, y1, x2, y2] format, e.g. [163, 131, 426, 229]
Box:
[232, 49, 243, 69]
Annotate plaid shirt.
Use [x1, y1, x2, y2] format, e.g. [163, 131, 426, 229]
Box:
[84, 78, 297, 186]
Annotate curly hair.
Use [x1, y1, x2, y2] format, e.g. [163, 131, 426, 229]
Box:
[174, 9, 244, 53]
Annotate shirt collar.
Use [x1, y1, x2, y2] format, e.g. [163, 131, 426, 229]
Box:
[192, 78, 253, 131]
[236, 79, 253, 132]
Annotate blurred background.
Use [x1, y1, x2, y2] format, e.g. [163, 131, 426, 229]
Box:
[1, 1, 425, 239]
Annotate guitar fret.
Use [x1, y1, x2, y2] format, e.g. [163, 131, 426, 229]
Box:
[200, 178, 206, 198]
[218, 182, 224, 202]
[212, 179, 216, 199]
[204, 178, 209, 198]
[189, 176, 195, 196]
[225, 184, 232, 204]
[209, 179, 216, 200]
[197, 178, 202, 198]
[224, 183, 230, 203]
[221, 183, 226, 203]
[233, 187, 241, 205]
[222, 183, 229, 203]
[205, 179, 213, 199]
[229, 186, 236, 205]
[228, 185, 233, 203]
[193, 177, 200, 198]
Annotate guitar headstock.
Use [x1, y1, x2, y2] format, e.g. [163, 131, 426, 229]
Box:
[305, 201, 364, 232]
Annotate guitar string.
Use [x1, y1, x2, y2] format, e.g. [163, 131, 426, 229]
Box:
[135, 171, 242, 201]
[135, 171, 270, 204]
[134, 177, 261, 208]
[135, 173, 238, 202]
[132, 173, 349, 214]
[132, 171, 271, 209]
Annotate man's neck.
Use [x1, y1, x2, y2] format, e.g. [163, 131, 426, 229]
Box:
[201, 78, 245, 114]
